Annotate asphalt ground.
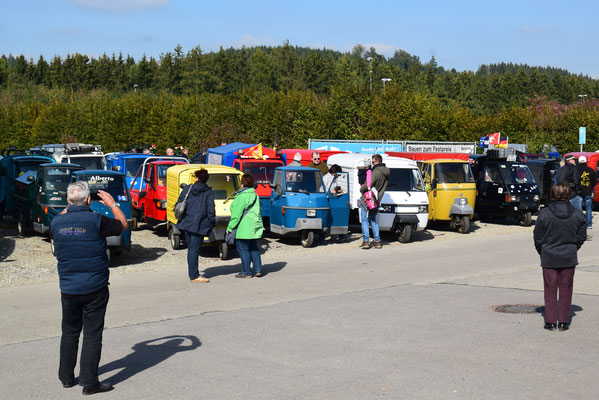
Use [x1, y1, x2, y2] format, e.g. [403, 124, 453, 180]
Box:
[1, 221, 599, 399]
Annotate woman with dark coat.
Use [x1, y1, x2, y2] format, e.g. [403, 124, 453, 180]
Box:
[533, 182, 587, 331]
[175, 169, 215, 283]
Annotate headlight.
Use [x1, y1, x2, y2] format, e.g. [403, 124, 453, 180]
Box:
[458, 198, 467, 205]
[506, 195, 519, 202]
[533, 195, 540, 202]
[380, 204, 394, 213]
[418, 205, 428, 213]
[306, 209, 316, 217]
[155, 200, 167, 209]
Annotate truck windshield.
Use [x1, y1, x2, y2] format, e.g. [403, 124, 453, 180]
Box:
[69, 156, 105, 170]
[387, 168, 425, 192]
[45, 168, 77, 191]
[77, 175, 129, 202]
[124, 158, 146, 177]
[155, 165, 170, 186]
[16, 162, 42, 175]
[284, 170, 324, 193]
[241, 161, 284, 184]
[434, 163, 475, 183]
[499, 164, 535, 185]
[207, 174, 239, 200]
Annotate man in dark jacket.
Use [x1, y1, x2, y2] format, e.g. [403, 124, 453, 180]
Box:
[556, 155, 582, 209]
[533, 182, 586, 331]
[577, 155, 596, 230]
[175, 169, 215, 282]
[359, 154, 390, 249]
[51, 181, 127, 395]
[307, 151, 329, 176]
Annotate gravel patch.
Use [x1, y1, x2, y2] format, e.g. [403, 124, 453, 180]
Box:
[0, 215, 534, 288]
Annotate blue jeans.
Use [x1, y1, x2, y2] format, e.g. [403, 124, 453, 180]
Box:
[583, 195, 593, 228]
[235, 239, 262, 276]
[569, 195, 583, 211]
[360, 204, 380, 242]
[185, 232, 205, 279]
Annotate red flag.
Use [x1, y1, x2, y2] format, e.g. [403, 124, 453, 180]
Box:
[488, 132, 501, 145]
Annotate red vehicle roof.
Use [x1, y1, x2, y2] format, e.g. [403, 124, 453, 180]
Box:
[386, 152, 470, 161]
[281, 149, 349, 166]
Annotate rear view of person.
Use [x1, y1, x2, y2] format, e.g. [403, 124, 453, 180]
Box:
[175, 169, 215, 283]
[533, 182, 586, 332]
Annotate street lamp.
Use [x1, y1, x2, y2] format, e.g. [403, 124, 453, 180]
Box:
[578, 94, 587, 101]
[367, 57, 373, 91]
[133, 84, 138, 93]
[381, 78, 392, 91]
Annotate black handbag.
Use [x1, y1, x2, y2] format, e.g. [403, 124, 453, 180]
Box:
[225, 194, 258, 245]
[174, 185, 192, 220]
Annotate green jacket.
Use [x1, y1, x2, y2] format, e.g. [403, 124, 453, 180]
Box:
[227, 188, 264, 239]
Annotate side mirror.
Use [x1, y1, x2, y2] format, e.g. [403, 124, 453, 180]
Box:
[431, 178, 438, 189]
[180, 183, 188, 189]
[144, 177, 151, 184]
[27, 175, 35, 182]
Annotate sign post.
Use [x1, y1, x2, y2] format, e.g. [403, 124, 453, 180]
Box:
[579, 126, 586, 152]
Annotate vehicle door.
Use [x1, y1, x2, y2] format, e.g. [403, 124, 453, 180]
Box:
[145, 164, 160, 220]
[269, 170, 285, 229]
[421, 163, 435, 217]
[477, 164, 504, 215]
[326, 171, 350, 232]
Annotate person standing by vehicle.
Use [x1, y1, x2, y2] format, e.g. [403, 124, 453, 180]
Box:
[288, 152, 303, 167]
[166, 148, 175, 156]
[175, 169, 215, 283]
[227, 174, 264, 278]
[577, 155, 596, 232]
[533, 182, 586, 332]
[359, 154, 389, 249]
[323, 164, 343, 194]
[307, 151, 329, 176]
[556, 155, 582, 209]
[51, 182, 128, 395]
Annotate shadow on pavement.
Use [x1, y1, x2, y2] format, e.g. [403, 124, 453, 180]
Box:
[203, 261, 287, 279]
[110, 245, 168, 267]
[99, 335, 201, 385]
[536, 304, 583, 324]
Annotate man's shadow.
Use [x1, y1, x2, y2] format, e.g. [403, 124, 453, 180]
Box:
[99, 335, 201, 385]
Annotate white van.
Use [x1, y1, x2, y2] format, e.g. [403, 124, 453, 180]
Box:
[326, 153, 429, 242]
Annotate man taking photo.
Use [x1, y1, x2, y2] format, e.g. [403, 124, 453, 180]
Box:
[51, 181, 128, 395]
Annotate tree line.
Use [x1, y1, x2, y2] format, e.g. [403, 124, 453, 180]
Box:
[1, 42, 598, 155]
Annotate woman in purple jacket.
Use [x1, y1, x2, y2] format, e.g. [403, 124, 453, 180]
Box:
[533, 182, 587, 332]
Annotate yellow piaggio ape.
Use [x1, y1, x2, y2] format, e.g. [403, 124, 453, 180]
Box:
[166, 164, 243, 259]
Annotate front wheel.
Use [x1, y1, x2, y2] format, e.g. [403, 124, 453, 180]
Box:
[219, 241, 229, 260]
[169, 227, 182, 250]
[397, 224, 412, 243]
[17, 214, 28, 237]
[458, 216, 470, 234]
[300, 230, 315, 248]
[130, 216, 138, 231]
[520, 211, 532, 227]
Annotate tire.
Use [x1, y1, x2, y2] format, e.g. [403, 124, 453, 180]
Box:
[169, 227, 181, 250]
[520, 211, 532, 227]
[300, 230, 315, 248]
[17, 214, 28, 237]
[397, 224, 412, 243]
[219, 241, 229, 260]
[458, 216, 470, 234]
[130, 216, 138, 231]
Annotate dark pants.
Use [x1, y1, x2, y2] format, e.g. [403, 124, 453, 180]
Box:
[235, 239, 262, 276]
[542, 267, 575, 324]
[184, 231, 205, 279]
[59, 286, 109, 387]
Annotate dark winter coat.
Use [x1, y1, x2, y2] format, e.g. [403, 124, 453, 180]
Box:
[175, 181, 216, 235]
[578, 164, 597, 197]
[556, 163, 581, 199]
[533, 201, 586, 268]
[359, 163, 390, 209]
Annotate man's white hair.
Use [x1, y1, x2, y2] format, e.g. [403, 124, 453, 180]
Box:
[67, 181, 90, 206]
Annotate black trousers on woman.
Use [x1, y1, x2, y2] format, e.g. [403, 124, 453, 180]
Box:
[58, 286, 109, 387]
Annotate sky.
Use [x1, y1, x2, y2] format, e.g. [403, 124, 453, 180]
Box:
[2, 0, 598, 77]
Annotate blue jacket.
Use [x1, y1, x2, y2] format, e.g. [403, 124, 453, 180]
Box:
[175, 182, 216, 235]
[51, 206, 109, 295]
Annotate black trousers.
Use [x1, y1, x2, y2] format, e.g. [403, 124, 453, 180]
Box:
[59, 286, 109, 387]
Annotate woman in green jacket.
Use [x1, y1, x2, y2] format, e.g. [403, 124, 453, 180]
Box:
[227, 174, 264, 278]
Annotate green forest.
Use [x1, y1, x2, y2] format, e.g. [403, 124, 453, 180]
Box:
[1, 42, 598, 155]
